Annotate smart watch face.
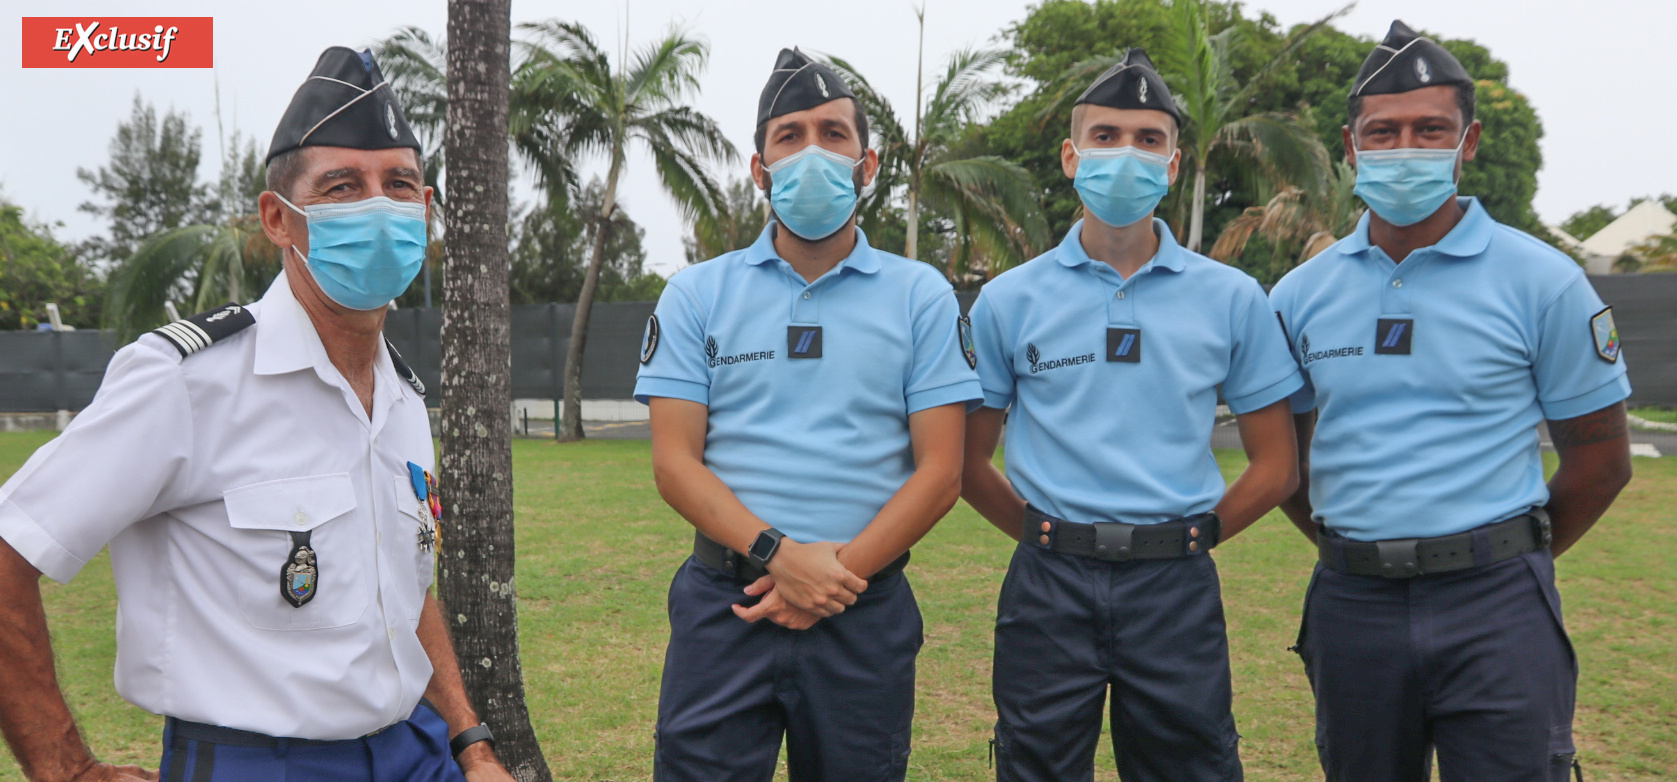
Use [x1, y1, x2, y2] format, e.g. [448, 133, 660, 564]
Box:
[749, 529, 784, 565]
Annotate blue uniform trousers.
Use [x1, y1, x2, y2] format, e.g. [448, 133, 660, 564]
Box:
[157, 702, 465, 782]
[653, 555, 923, 782]
[1295, 549, 1580, 781]
[992, 540, 1242, 782]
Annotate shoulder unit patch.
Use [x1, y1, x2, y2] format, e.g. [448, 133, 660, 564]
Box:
[1591, 306, 1620, 363]
[386, 339, 426, 396]
[150, 302, 255, 358]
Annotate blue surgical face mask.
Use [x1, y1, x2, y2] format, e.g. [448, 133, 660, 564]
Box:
[1073, 145, 1173, 229]
[1352, 137, 1464, 227]
[765, 145, 862, 241]
[277, 194, 428, 311]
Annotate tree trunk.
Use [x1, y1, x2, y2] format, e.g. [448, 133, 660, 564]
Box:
[1188, 159, 1208, 253]
[556, 158, 621, 442]
[439, 2, 551, 780]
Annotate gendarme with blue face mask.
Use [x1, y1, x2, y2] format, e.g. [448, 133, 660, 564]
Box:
[1270, 21, 1633, 782]
[265, 45, 429, 312]
[635, 47, 981, 782]
[969, 48, 1302, 782]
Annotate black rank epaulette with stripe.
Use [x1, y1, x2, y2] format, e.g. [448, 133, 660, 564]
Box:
[385, 338, 426, 397]
[151, 303, 255, 358]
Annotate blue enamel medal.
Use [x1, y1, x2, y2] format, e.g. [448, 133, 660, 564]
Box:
[409, 461, 438, 552]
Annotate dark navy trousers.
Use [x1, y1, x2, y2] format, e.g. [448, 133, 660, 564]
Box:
[992, 539, 1242, 782]
[157, 702, 465, 782]
[654, 555, 923, 782]
[1295, 550, 1580, 781]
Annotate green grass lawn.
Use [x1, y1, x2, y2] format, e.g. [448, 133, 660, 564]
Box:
[1630, 406, 1677, 425]
[0, 432, 1672, 780]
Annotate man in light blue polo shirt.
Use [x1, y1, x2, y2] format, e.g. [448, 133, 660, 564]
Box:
[1270, 21, 1633, 782]
[962, 49, 1303, 782]
[634, 48, 980, 782]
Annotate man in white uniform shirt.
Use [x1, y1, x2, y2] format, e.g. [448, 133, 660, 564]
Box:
[0, 48, 512, 782]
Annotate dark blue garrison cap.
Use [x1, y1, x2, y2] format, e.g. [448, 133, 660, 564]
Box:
[1350, 21, 1474, 97]
[267, 47, 422, 164]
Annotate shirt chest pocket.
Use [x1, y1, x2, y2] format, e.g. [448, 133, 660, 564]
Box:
[223, 474, 373, 631]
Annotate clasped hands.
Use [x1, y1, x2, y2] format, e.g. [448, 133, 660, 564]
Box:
[731, 539, 867, 630]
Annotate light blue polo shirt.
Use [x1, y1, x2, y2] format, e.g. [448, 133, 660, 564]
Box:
[1270, 198, 1632, 541]
[969, 218, 1303, 526]
[634, 223, 982, 544]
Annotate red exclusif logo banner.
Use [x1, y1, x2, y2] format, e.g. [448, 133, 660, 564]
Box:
[20, 18, 213, 68]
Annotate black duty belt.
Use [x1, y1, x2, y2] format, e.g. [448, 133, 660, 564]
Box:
[1026, 505, 1221, 561]
[1316, 511, 1550, 579]
[693, 531, 910, 584]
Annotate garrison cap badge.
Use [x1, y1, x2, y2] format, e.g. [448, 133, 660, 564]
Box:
[1350, 21, 1473, 98]
[267, 47, 422, 164]
[1591, 307, 1620, 363]
[758, 48, 857, 127]
[1076, 48, 1182, 127]
[150, 302, 255, 358]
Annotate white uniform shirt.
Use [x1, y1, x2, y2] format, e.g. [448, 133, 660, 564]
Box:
[0, 273, 438, 740]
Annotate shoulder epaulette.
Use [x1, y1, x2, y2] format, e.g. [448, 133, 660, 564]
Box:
[151, 302, 255, 358]
[386, 338, 426, 397]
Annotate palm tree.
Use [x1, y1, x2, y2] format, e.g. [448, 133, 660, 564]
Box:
[1632, 232, 1677, 272]
[684, 178, 769, 263]
[515, 21, 737, 442]
[828, 13, 1048, 280]
[101, 217, 283, 343]
[437, 1, 553, 780]
[1043, 0, 1347, 253]
[1209, 159, 1361, 273]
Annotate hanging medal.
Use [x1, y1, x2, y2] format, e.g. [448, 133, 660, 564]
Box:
[281, 530, 319, 607]
[408, 462, 439, 553]
[425, 469, 443, 554]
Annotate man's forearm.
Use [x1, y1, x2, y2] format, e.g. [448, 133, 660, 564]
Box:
[418, 592, 498, 771]
[1278, 473, 1318, 543]
[652, 452, 771, 554]
[962, 460, 1026, 541]
[0, 543, 96, 782]
[1545, 403, 1633, 557]
[839, 457, 962, 579]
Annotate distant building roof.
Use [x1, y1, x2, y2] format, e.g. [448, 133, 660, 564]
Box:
[1581, 200, 1676, 259]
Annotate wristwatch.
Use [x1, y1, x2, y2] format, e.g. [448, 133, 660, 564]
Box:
[450, 722, 495, 758]
[747, 528, 786, 568]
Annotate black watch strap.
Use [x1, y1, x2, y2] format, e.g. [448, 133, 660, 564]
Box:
[450, 723, 494, 757]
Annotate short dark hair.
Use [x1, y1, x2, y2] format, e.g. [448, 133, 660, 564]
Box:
[264, 146, 426, 200]
[753, 97, 870, 156]
[1347, 82, 1477, 130]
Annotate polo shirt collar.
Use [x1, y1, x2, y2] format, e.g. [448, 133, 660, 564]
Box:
[742, 222, 882, 275]
[1336, 197, 1492, 259]
[1055, 218, 1186, 273]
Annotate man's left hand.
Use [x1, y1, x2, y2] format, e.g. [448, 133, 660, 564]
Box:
[732, 576, 820, 630]
[458, 743, 515, 782]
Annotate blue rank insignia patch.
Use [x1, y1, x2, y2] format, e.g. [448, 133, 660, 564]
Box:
[958, 315, 976, 369]
[1591, 307, 1620, 363]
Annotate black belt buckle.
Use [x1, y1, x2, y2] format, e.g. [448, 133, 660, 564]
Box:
[1375, 539, 1421, 578]
[1092, 522, 1135, 562]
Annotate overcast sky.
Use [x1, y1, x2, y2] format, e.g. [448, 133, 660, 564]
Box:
[2, 0, 1672, 276]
